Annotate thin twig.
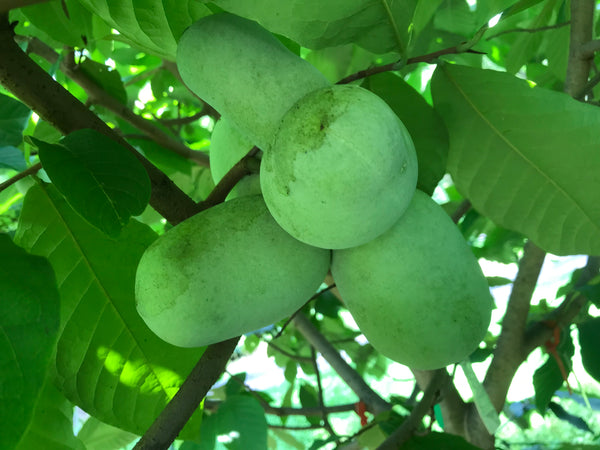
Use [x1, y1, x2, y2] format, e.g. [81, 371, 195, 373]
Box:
[310, 347, 339, 441]
[0, 162, 41, 193]
[451, 199, 472, 224]
[336, 47, 485, 85]
[485, 21, 570, 41]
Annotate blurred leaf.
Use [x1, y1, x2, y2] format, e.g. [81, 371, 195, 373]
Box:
[20, 0, 93, 47]
[15, 377, 85, 450]
[35, 129, 151, 237]
[533, 328, 574, 413]
[403, 431, 481, 449]
[76, 415, 138, 450]
[411, 0, 444, 37]
[0, 146, 27, 171]
[284, 361, 298, 383]
[226, 373, 247, 397]
[78, 58, 127, 104]
[269, 428, 305, 450]
[0, 93, 30, 147]
[505, 0, 558, 74]
[314, 290, 342, 319]
[0, 234, 60, 449]
[202, 395, 267, 450]
[547, 401, 593, 433]
[365, 72, 448, 195]
[460, 360, 500, 434]
[305, 44, 375, 84]
[578, 317, 600, 383]
[299, 383, 321, 426]
[486, 276, 513, 287]
[14, 183, 204, 437]
[432, 63, 600, 256]
[76, 0, 211, 59]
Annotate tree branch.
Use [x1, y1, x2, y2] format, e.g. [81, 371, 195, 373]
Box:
[133, 337, 239, 450]
[0, 14, 201, 225]
[336, 46, 485, 85]
[0, 162, 41, 193]
[483, 240, 546, 411]
[17, 35, 209, 166]
[291, 313, 391, 415]
[524, 256, 600, 354]
[565, 0, 595, 98]
[377, 369, 446, 449]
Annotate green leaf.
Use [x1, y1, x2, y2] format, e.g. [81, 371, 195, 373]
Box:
[533, 328, 574, 413]
[20, 0, 93, 47]
[299, 383, 321, 426]
[460, 360, 500, 434]
[14, 183, 204, 437]
[78, 58, 127, 104]
[212, 0, 417, 54]
[0, 93, 31, 147]
[0, 234, 60, 450]
[578, 317, 600, 383]
[505, 0, 558, 74]
[431, 64, 600, 256]
[76, 415, 138, 450]
[284, 361, 298, 383]
[365, 72, 448, 195]
[0, 146, 27, 171]
[403, 431, 481, 449]
[205, 395, 268, 450]
[76, 0, 211, 60]
[16, 377, 85, 450]
[35, 129, 151, 237]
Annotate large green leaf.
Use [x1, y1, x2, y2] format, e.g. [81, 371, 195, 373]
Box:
[212, 0, 418, 54]
[76, 0, 211, 60]
[76, 416, 138, 450]
[578, 317, 600, 383]
[365, 72, 448, 195]
[16, 377, 85, 450]
[19, 0, 94, 48]
[431, 64, 600, 256]
[0, 234, 60, 450]
[14, 183, 205, 437]
[35, 129, 151, 237]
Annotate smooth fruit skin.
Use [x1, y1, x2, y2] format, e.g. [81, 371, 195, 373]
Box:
[261, 85, 418, 250]
[331, 190, 493, 370]
[176, 13, 330, 150]
[135, 195, 330, 347]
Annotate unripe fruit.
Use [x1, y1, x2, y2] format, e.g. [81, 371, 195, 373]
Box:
[135, 195, 330, 347]
[177, 13, 330, 150]
[331, 190, 493, 370]
[261, 85, 418, 250]
[210, 118, 261, 199]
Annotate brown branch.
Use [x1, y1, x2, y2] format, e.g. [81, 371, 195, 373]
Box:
[0, 162, 41, 193]
[0, 15, 202, 225]
[292, 313, 391, 415]
[451, 199, 472, 224]
[483, 240, 546, 412]
[565, 0, 595, 98]
[133, 338, 239, 450]
[200, 146, 259, 208]
[336, 47, 486, 85]
[578, 39, 600, 60]
[485, 21, 571, 41]
[377, 369, 446, 449]
[310, 347, 339, 441]
[17, 35, 209, 166]
[524, 256, 600, 354]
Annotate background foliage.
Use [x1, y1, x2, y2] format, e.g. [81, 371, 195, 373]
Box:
[1, 0, 600, 449]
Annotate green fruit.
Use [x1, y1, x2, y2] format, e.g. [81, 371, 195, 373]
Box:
[331, 190, 493, 369]
[177, 13, 330, 150]
[261, 85, 418, 250]
[210, 118, 261, 199]
[135, 195, 330, 347]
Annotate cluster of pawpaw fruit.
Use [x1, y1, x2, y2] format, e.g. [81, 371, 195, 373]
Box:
[135, 12, 493, 370]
